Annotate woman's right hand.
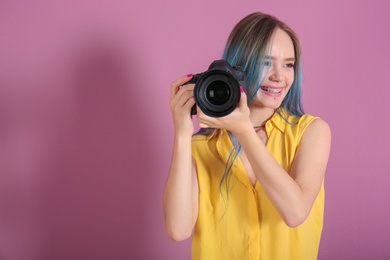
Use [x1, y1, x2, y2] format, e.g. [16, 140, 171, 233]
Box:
[170, 74, 196, 136]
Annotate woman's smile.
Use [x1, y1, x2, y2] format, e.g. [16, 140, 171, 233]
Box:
[260, 86, 284, 97]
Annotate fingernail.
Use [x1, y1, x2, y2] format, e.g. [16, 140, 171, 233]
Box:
[240, 86, 245, 93]
[187, 74, 193, 78]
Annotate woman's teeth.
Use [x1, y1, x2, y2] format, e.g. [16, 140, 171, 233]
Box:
[262, 86, 282, 94]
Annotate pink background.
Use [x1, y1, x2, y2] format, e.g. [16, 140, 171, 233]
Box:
[1, 0, 389, 259]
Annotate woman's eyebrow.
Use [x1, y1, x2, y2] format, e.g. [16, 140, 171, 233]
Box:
[265, 56, 296, 61]
[285, 57, 296, 62]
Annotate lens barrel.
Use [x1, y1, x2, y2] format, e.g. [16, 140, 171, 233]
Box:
[193, 70, 241, 117]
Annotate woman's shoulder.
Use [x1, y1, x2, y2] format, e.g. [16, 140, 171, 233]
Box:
[295, 113, 331, 145]
[302, 116, 331, 136]
[276, 109, 330, 138]
[299, 113, 329, 131]
[277, 108, 327, 130]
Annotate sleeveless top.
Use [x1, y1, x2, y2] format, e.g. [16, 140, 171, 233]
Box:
[191, 110, 324, 260]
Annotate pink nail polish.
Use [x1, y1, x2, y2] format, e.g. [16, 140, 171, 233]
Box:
[187, 74, 193, 78]
[240, 86, 244, 93]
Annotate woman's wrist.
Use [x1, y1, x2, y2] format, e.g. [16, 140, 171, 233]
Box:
[231, 120, 254, 138]
[174, 130, 193, 142]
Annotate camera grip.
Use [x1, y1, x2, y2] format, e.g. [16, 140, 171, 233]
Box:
[191, 105, 197, 115]
[183, 74, 200, 115]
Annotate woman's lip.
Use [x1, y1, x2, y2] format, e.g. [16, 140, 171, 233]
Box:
[260, 86, 284, 96]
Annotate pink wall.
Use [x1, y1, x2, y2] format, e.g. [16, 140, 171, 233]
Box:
[1, 0, 389, 259]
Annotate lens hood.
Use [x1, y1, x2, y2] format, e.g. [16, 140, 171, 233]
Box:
[189, 60, 247, 117]
[193, 69, 241, 117]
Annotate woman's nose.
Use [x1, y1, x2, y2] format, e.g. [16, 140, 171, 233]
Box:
[269, 67, 283, 82]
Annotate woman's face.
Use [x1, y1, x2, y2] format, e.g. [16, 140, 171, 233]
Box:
[253, 28, 296, 109]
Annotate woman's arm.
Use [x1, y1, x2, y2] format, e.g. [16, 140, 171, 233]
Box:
[235, 118, 331, 227]
[197, 91, 331, 227]
[164, 137, 199, 241]
[163, 75, 199, 241]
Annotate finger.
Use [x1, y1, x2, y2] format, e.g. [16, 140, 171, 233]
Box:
[170, 85, 195, 110]
[197, 110, 217, 128]
[170, 74, 194, 99]
[197, 111, 211, 128]
[183, 96, 196, 110]
[198, 122, 210, 128]
[237, 86, 248, 108]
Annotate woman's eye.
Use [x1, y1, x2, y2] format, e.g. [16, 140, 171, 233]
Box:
[264, 61, 272, 67]
[285, 63, 294, 68]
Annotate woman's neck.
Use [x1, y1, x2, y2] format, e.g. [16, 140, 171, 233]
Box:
[249, 106, 276, 128]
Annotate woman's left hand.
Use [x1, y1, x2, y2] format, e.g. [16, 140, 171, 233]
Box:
[197, 88, 253, 136]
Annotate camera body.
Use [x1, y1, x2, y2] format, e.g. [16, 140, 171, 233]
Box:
[187, 60, 247, 118]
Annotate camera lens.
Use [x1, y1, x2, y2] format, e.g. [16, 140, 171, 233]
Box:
[192, 69, 241, 117]
[206, 81, 230, 106]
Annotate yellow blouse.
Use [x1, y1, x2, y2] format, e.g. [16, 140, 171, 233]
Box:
[191, 111, 324, 260]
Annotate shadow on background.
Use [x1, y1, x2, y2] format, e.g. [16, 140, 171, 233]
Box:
[39, 35, 155, 259]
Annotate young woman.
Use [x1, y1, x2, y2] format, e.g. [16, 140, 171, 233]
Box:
[164, 12, 331, 259]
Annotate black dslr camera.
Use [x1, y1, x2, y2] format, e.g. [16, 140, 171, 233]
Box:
[186, 60, 247, 118]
